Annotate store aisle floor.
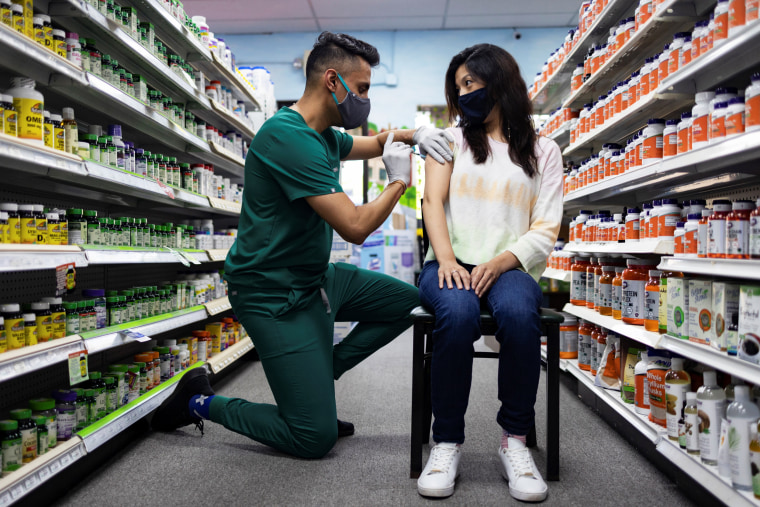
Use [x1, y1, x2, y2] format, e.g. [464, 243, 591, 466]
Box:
[54, 329, 694, 506]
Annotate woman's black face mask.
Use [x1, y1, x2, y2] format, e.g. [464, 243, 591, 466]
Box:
[458, 87, 493, 126]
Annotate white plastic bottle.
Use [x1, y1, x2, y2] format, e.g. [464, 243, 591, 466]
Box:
[747, 73, 760, 132]
[108, 124, 125, 170]
[727, 385, 760, 490]
[684, 392, 700, 455]
[61, 107, 78, 154]
[665, 358, 691, 441]
[6, 77, 43, 145]
[691, 91, 715, 149]
[698, 370, 727, 465]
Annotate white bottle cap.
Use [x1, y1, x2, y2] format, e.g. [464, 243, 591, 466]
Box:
[62, 107, 75, 120]
[669, 357, 684, 371]
[686, 392, 696, 401]
[50, 114, 63, 122]
[702, 370, 717, 386]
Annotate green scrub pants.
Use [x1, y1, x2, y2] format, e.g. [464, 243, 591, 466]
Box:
[212, 262, 419, 458]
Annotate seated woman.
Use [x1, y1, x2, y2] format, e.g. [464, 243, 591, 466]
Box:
[416, 44, 563, 502]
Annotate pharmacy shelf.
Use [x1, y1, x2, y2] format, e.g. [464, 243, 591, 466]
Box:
[207, 336, 254, 374]
[563, 239, 674, 255]
[0, 133, 85, 178]
[0, 335, 84, 383]
[531, 0, 635, 114]
[208, 141, 246, 167]
[547, 122, 571, 150]
[82, 304, 209, 355]
[0, 436, 86, 507]
[542, 268, 571, 282]
[563, 0, 701, 112]
[659, 333, 760, 386]
[204, 295, 231, 316]
[564, 130, 760, 208]
[562, 303, 662, 349]
[658, 256, 760, 281]
[193, 52, 261, 111]
[207, 197, 242, 215]
[0, 22, 88, 87]
[657, 438, 759, 507]
[77, 361, 206, 452]
[130, 0, 213, 63]
[192, 98, 256, 141]
[565, 359, 666, 443]
[206, 249, 230, 262]
[0, 244, 89, 272]
[81, 246, 209, 265]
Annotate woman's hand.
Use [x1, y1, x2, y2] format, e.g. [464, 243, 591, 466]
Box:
[438, 261, 471, 290]
[471, 258, 506, 297]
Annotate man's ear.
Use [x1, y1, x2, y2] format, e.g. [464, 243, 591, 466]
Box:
[324, 69, 339, 93]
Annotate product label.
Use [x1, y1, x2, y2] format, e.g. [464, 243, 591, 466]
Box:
[578, 328, 592, 369]
[642, 134, 663, 160]
[708, 218, 727, 256]
[665, 380, 690, 440]
[47, 419, 57, 448]
[1, 438, 22, 474]
[728, 417, 754, 488]
[644, 288, 660, 323]
[685, 408, 700, 453]
[54, 126, 65, 151]
[688, 280, 712, 345]
[748, 95, 760, 127]
[20, 427, 36, 462]
[56, 411, 75, 440]
[692, 115, 709, 144]
[714, 12, 728, 40]
[571, 270, 588, 303]
[726, 112, 745, 136]
[698, 397, 726, 463]
[36, 315, 52, 342]
[622, 279, 646, 321]
[659, 277, 669, 332]
[635, 372, 650, 413]
[559, 327, 578, 358]
[647, 364, 668, 427]
[107, 390, 117, 413]
[7, 318, 24, 349]
[13, 97, 43, 141]
[20, 216, 36, 244]
[95, 391, 106, 419]
[599, 282, 613, 310]
[727, 219, 749, 257]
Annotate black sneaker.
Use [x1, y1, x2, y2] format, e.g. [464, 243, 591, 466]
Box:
[337, 419, 354, 437]
[152, 368, 214, 434]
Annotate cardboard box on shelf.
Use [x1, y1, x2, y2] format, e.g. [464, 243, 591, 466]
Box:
[688, 279, 712, 346]
[738, 285, 760, 364]
[711, 281, 740, 352]
[667, 277, 689, 339]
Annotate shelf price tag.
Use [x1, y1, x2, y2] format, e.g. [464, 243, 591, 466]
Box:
[56, 262, 76, 296]
[68, 349, 89, 385]
[155, 179, 176, 199]
[124, 330, 152, 343]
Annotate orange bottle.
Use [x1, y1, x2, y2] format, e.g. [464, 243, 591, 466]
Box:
[578, 319, 594, 371]
[644, 270, 662, 332]
[570, 255, 592, 306]
[612, 267, 625, 320]
[599, 266, 616, 316]
[593, 257, 608, 311]
[594, 327, 608, 377]
[590, 325, 601, 376]
[622, 259, 658, 326]
[586, 257, 598, 309]
[559, 315, 579, 360]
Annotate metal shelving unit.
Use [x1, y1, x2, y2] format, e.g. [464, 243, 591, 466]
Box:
[206, 336, 254, 374]
[562, 303, 662, 349]
[0, 244, 89, 272]
[563, 239, 674, 255]
[658, 256, 760, 281]
[542, 268, 571, 282]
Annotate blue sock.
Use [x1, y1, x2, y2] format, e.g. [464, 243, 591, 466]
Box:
[189, 394, 215, 419]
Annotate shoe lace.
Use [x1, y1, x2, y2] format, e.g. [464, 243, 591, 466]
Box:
[506, 447, 534, 478]
[427, 445, 458, 474]
[194, 419, 205, 436]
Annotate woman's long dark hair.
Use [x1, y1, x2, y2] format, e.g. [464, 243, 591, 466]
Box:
[445, 44, 537, 178]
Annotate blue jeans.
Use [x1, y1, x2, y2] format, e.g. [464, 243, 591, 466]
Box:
[418, 260, 543, 444]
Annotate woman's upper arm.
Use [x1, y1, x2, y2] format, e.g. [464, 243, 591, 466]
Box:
[423, 155, 453, 206]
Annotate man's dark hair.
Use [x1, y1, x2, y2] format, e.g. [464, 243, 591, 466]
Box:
[305, 31, 379, 85]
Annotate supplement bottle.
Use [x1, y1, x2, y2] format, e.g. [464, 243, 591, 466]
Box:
[684, 214, 700, 256]
[46, 212, 60, 245]
[659, 198, 682, 238]
[634, 351, 650, 416]
[18, 204, 35, 244]
[698, 208, 713, 258]
[7, 77, 43, 144]
[0, 420, 22, 476]
[62, 301, 79, 336]
[747, 73, 760, 132]
[9, 409, 36, 463]
[698, 370, 727, 465]
[104, 376, 117, 414]
[1, 304, 24, 350]
[691, 91, 715, 149]
[611, 267, 625, 320]
[108, 124, 125, 170]
[66, 208, 85, 245]
[726, 200, 755, 259]
[725, 96, 745, 136]
[34, 416, 48, 457]
[89, 371, 106, 420]
[665, 358, 691, 441]
[106, 296, 120, 326]
[585, 257, 597, 309]
[62, 108, 80, 154]
[751, 198, 760, 259]
[23, 313, 37, 346]
[714, 0, 730, 45]
[599, 266, 616, 315]
[674, 222, 685, 254]
[0, 316, 5, 353]
[677, 111, 692, 153]
[710, 101, 728, 142]
[708, 200, 732, 258]
[83, 210, 98, 246]
[642, 118, 665, 163]
[0, 94, 17, 137]
[40, 297, 64, 340]
[82, 289, 107, 329]
[578, 319, 593, 371]
[31, 301, 52, 342]
[29, 398, 56, 450]
[644, 270, 661, 332]
[647, 354, 670, 426]
[0, 203, 19, 243]
[106, 365, 129, 407]
[622, 259, 658, 325]
[42, 110, 54, 148]
[570, 254, 591, 306]
[684, 392, 700, 455]
[728, 0, 746, 35]
[589, 326, 601, 375]
[127, 364, 140, 402]
[84, 389, 96, 424]
[727, 385, 760, 490]
[663, 119, 678, 157]
[71, 389, 87, 430]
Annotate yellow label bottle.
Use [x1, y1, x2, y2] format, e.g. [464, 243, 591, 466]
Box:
[10, 3, 22, 33]
[1, 205, 20, 244]
[51, 113, 65, 151]
[8, 77, 43, 143]
[46, 213, 60, 245]
[18, 205, 36, 244]
[32, 303, 52, 342]
[1, 303, 25, 350]
[34, 205, 46, 244]
[1, 3, 11, 27]
[61, 108, 78, 154]
[52, 28, 66, 58]
[40, 14, 51, 49]
[0, 321, 6, 353]
[11, 0, 31, 38]
[33, 16, 43, 45]
[2, 95, 18, 137]
[43, 112, 53, 148]
[23, 313, 37, 346]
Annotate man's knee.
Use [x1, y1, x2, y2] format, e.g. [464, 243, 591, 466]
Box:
[292, 421, 338, 459]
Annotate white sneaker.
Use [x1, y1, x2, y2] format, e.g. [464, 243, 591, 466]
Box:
[417, 442, 461, 498]
[499, 438, 548, 502]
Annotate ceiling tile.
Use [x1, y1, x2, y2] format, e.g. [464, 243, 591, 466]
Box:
[444, 13, 578, 29]
[209, 18, 320, 34]
[182, 0, 314, 20]
[319, 16, 445, 32]
[311, 0, 446, 18]
[446, 0, 584, 16]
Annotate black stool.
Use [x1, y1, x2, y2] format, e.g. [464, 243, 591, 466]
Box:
[410, 306, 563, 480]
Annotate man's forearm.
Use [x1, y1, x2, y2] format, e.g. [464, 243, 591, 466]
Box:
[351, 181, 406, 243]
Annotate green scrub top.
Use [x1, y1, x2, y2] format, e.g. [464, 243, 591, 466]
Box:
[224, 107, 353, 294]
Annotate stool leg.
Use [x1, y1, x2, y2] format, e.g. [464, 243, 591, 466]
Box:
[411, 322, 426, 479]
[527, 424, 537, 448]
[546, 323, 560, 481]
[423, 326, 433, 444]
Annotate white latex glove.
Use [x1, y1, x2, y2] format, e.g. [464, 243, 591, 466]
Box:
[383, 132, 413, 190]
[413, 125, 455, 164]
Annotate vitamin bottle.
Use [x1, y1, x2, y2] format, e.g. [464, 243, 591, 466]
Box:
[691, 91, 715, 149]
[634, 351, 651, 415]
[1, 304, 24, 350]
[698, 208, 713, 258]
[0, 1, 10, 28]
[612, 267, 625, 320]
[578, 319, 593, 371]
[31, 301, 52, 343]
[589, 325, 601, 376]
[18, 204, 35, 244]
[0, 94, 17, 137]
[677, 112, 692, 153]
[626, 207, 640, 242]
[599, 266, 616, 315]
[658, 198, 681, 238]
[714, 0, 730, 45]
[727, 385, 760, 490]
[61, 107, 78, 154]
[728, 0, 746, 35]
[725, 96, 745, 136]
[684, 213, 700, 256]
[104, 376, 117, 414]
[72, 389, 87, 430]
[585, 257, 597, 309]
[708, 199, 732, 258]
[0, 420, 22, 476]
[698, 370, 726, 465]
[750, 198, 760, 259]
[644, 270, 661, 332]
[0, 203, 19, 244]
[29, 398, 56, 450]
[42, 110, 54, 148]
[46, 212, 60, 245]
[622, 259, 658, 325]
[684, 392, 700, 455]
[41, 297, 66, 339]
[642, 119, 665, 163]
[570, 254, 591, 305]
[7, 77, 43, 144]
[663, 119, 678, 157]
[34, 416, 48, 456]
[10, 3, 21, 33]
[9, 409, 36, 463]
[726, 199, 755, 259]
[747, 73, 760, 132]
[710, 101, 728, 142]
[62, 301, 78, 336]
[665, 358, 691, 441]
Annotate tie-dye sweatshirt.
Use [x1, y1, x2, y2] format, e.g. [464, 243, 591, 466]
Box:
[425, 127, 564, 281]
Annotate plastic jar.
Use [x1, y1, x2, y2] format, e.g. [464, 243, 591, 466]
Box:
[157, 346, 172, 380]
[46, 212, 61, 246]
[674, 222, 686, 254]
[684, 214, 700, 257]
[668, 33, 687, 74]
[52, 390, 76, 441]
[691, 91, 715, 149]
[725, 96, 745, 136]
[104, 376, 116, 414]
[6, 77, 44, 144]
[1, 418, 22, 476]
[34, 416, 47, 457]
[726, 199, 756, 258]
[83, 389, 96, 424]
[677, 112, 692, 153]
[663, 119, 678, 157]
[89, 371, 106, 420]
[657, 47, 669, 85]
[31, 302, 52, 343]
[134, 361, 148, 395]
[622, 259, 658, 325]
[680, 35, 693, 67]
[708, 199, 732, 258]
[578, 319, 594, 371]
[1, 304, 24, 350]
[642, 119, 665, 162]
[82, 289, 106, 329]
[18, 204, 35, 244]
[714, 0, 730, 45]
[570, 255, 591, 305]
[126, 365, 140, 403]
[658, 199, 682, 238]
[698, 208, 713, 258]
[70, 389, 86, 431]
[9, 409, 36, 463]
[747, 73, 760, 132]
[22, 312, 36, 346]
[585, 257, 598, 308]
[29, 398, 56, 450]
[597, 265, 615, 316]
[710, 101, 728, 142]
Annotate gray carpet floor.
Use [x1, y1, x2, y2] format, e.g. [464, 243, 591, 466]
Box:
[54, 329, 694, 506]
